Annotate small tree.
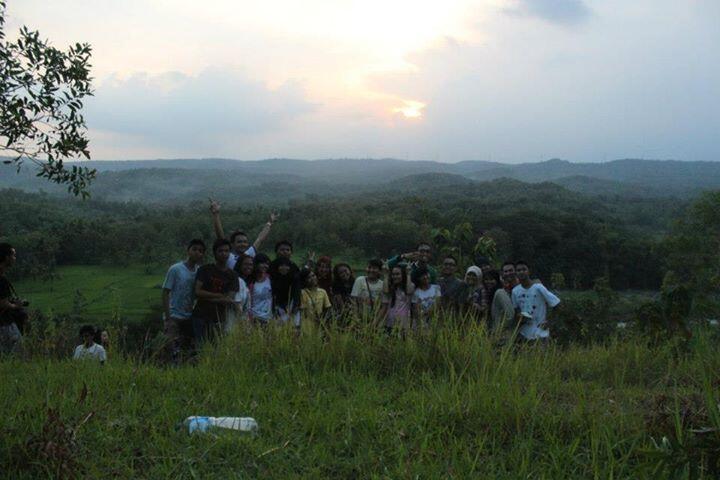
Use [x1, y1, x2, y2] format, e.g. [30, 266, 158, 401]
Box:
[635, 271, 692, 341]
[0, 0, 95, 197]
[472, 232, 497, 266]
[664, 191, 720, 318]
[432, 222, 474, 267]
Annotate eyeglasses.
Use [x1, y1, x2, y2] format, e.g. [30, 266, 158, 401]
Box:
[443, 262, 456, 266]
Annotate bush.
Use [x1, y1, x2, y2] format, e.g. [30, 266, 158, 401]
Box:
[551, 277, 619, 345]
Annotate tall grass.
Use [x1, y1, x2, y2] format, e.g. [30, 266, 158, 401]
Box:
[2, 316, 719, 479]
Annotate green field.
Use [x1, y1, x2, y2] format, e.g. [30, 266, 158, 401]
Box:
[15, 265, 167, 323]
[2, 325, 718, 478]
[15, 261, 371, 325]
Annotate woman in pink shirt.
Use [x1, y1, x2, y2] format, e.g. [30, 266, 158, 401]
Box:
[381, 263, 414, 334]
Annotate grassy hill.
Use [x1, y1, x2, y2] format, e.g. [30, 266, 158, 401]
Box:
[2, 325, 718, 478]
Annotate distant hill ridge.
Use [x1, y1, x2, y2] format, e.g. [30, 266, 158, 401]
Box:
[68, 157, 502, 173]
[76, 157, 720, 192]
[1, 157, 718, 202]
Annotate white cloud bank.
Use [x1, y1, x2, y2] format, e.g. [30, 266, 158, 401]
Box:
[9, 0, 718, 162]
[87, 69, 315, 152]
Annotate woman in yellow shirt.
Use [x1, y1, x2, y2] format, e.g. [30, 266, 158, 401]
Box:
[300, 268, 332, 328]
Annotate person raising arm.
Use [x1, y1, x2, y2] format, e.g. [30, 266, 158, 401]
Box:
[208, 199, 278, 268]
[387, 242, 438, 284]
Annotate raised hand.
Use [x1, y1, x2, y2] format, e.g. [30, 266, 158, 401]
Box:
[209, 198, 220, 215]
[269, 211, 279, 223]
[403, 251, 420, 262]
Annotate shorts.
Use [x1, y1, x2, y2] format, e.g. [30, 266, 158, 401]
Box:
[165, 317, 194, 342]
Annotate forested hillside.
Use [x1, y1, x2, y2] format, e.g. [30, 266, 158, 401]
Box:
[0, 175, 687, 290]
[2, 157, 715, 290]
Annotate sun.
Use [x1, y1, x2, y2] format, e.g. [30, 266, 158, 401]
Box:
[393, 100, 426, 119]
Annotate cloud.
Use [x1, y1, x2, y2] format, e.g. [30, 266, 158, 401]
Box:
[48, 0, 718, 163]
[505, 0, 592, 26]
[359, 0, 720, 163]
[86, 68, 316, 149]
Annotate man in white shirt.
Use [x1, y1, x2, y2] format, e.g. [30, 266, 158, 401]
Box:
[351, 259, 384, 312]
[73, 325, 107, 364]
[511, 261, 560, 341]
[209, 199, 278, 270]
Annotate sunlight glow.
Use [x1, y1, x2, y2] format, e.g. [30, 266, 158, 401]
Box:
[393, 100, 426, 119]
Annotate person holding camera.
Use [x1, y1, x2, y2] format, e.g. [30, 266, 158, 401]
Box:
[0, 243, 28, 354]
[386, 242, 438, 284]
[511, 260, 560, 342]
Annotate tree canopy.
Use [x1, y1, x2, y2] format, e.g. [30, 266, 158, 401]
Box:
[0, 0, 95, 197]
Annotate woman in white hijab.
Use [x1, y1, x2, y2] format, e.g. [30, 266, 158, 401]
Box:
[464, 266, 483, 284]
[457, 266, 484, 322]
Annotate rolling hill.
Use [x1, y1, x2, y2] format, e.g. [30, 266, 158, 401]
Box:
[1, 157, 718, 203]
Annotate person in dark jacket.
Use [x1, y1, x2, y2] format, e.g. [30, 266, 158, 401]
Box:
[0, 243, 26, 354]
[270, 254, 302, 329]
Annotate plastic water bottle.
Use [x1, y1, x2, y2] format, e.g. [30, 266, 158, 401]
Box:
[212, 416, 258, 432]
[184, 416, 258, 434]
[185, 416, 212, 434]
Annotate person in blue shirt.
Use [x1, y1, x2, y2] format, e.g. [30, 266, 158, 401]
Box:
[162, 239, 206, 363]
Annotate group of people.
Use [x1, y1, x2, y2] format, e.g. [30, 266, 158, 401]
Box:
[159, 202, 561, 361]
[0, 202, 561, 360]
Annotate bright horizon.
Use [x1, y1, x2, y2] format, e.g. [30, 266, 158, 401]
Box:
[66, 157, 706, 166]
[7, 0, 720, 163]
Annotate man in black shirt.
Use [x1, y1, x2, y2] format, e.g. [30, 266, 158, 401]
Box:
[0, 243, 25, 354]
[192, 238, 239, 342]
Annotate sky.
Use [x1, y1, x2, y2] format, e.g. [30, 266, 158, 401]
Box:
[6, 0, 720, 163]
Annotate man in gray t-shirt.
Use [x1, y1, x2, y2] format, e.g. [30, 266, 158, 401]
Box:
[162, 239, 205, 362]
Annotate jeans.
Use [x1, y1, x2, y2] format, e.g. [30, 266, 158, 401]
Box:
[0, 322, 22, 354]
[192, 315, 223, 343]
